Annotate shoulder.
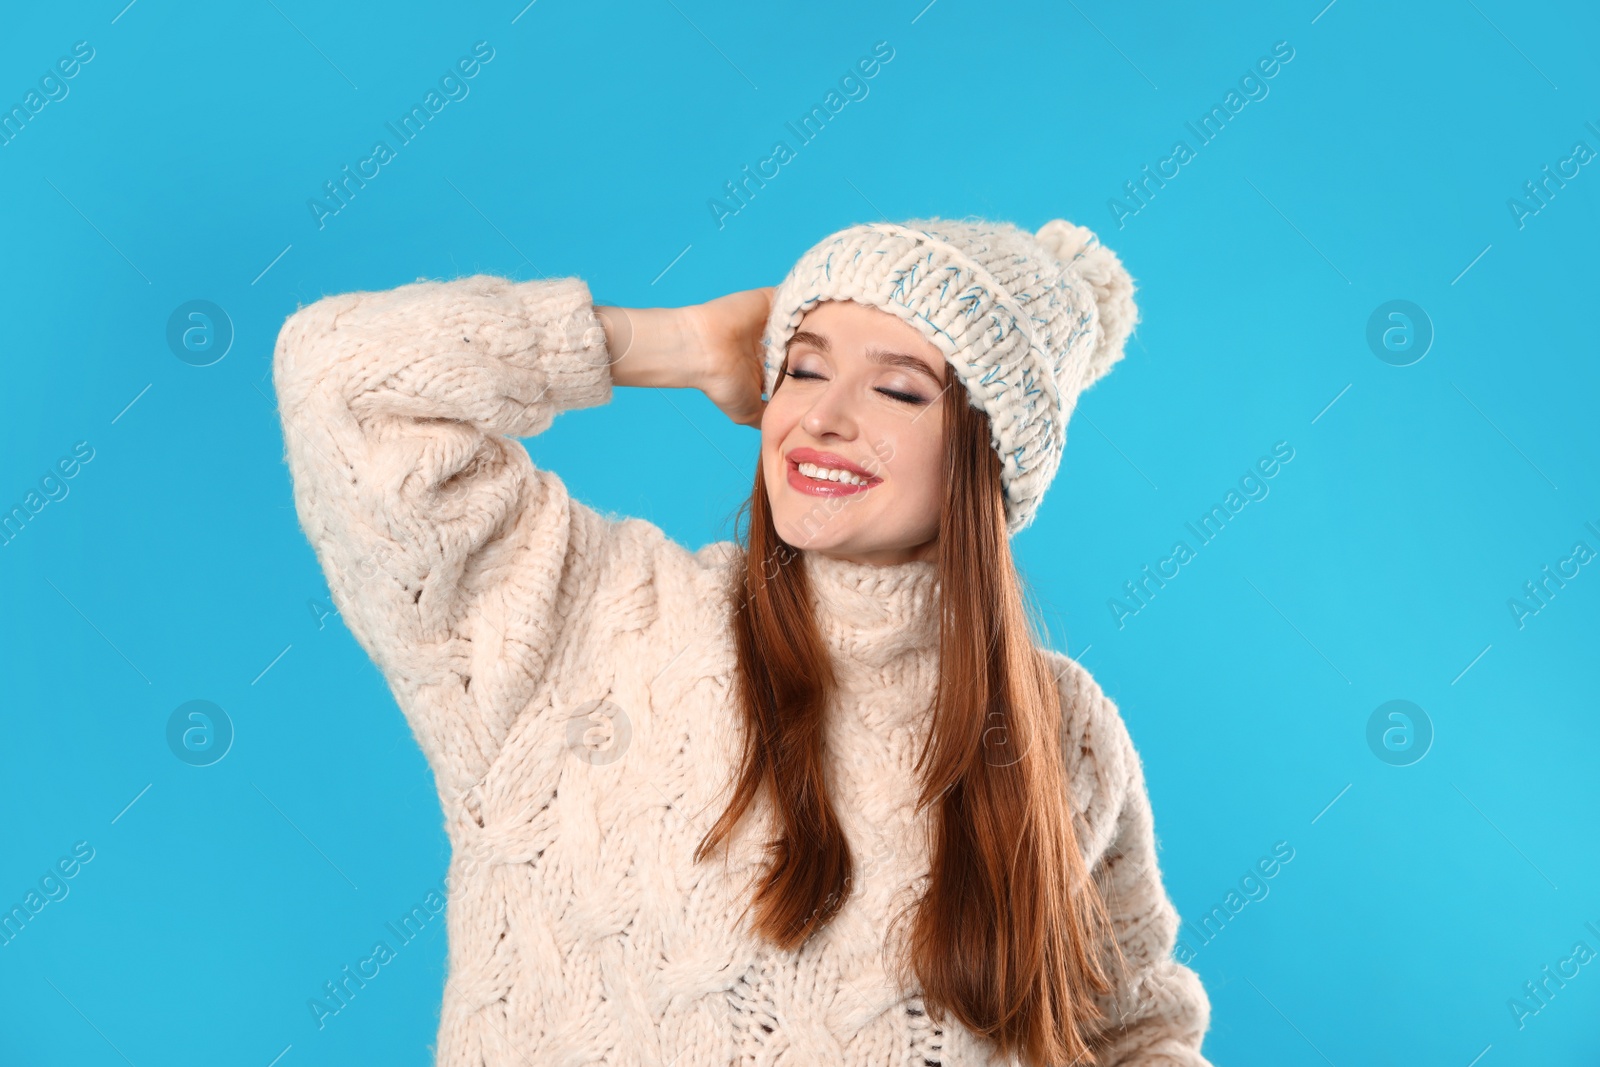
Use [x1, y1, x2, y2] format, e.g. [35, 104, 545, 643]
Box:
[1038, 648, 1141, 853]
[562, 494, 743, 639]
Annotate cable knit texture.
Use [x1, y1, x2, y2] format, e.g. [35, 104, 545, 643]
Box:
[272, 272, 1211, 1066]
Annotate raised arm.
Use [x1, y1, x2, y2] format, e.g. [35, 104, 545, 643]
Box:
[274, 274, 649, 798]
[272, 272, 774, 804]
[1053, 655, 1214, 1065]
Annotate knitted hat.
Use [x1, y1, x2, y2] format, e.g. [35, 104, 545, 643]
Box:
[760, 216, 1138, 535]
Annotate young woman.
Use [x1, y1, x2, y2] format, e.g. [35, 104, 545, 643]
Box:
[273, 216, 1212, 1066]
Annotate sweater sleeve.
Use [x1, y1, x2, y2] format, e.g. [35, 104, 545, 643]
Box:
[272, 272, 632, 800]
[1054, 656, 1214, 1066]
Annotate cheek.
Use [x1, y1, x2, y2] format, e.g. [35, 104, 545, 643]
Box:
[762, 391, 800, 433]
[908, 445, 945, 506]
[881, 427, 942, 503]
[760, 403, 799, 468]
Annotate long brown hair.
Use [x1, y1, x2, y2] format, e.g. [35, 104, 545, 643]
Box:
[694, 354, 1126, 1065]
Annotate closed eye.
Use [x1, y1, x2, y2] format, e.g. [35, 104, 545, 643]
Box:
[787, 368, 927, 405]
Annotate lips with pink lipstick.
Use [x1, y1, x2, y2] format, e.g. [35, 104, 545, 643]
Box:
[785, 447, 884, 497]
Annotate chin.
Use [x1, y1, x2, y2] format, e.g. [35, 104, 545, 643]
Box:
[771, 493, 881, 543]
[778, 520, 915, 561]
[771, 517, 848, 552]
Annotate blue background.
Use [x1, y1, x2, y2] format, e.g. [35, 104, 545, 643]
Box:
[2, 0, 1596, 1063]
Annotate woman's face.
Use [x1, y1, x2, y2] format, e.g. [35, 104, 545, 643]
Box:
[760, 299, 950, 565]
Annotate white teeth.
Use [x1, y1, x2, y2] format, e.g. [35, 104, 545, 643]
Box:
[798, 461, 870, 486]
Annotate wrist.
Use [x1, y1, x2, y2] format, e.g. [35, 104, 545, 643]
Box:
[596, 304, 701, 390]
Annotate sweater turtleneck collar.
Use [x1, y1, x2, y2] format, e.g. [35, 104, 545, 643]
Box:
[801, 549, 942, 676]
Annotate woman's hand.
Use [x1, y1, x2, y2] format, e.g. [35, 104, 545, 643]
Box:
[684, 286, 775, 429]
[596, 285, 776, 429]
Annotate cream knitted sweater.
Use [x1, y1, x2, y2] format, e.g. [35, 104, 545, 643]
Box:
[272, 273, 1212, 1066]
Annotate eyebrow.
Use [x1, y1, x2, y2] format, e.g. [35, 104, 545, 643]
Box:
[785, 330, 943, 385]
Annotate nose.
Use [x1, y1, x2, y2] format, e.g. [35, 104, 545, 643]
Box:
[801, 377, 860, 440]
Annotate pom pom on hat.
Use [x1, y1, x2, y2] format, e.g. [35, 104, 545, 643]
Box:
[1034, 219, 1140, 392]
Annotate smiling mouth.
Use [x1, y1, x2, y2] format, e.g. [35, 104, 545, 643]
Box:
[785, 456, 882, 497]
